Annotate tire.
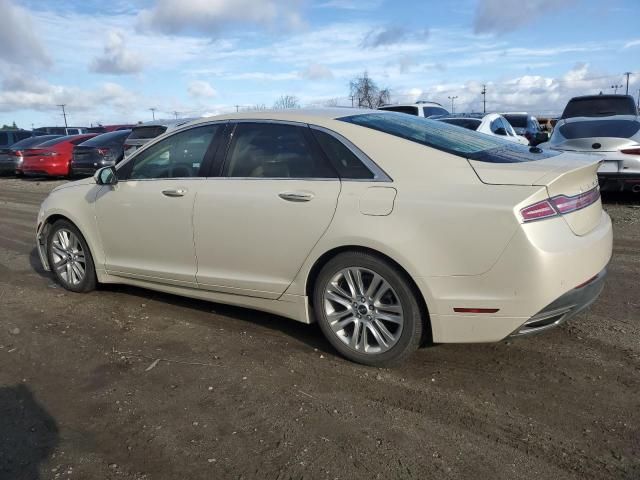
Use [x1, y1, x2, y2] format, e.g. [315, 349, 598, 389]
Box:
[313, 251, 424, 367]
[47, 219, 97, 293]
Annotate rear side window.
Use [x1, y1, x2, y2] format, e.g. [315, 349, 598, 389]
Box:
[80, 130, 131, 147]
[438, 118, 480, 130]
[423, 107, 449, 117]
[128, 126, 167, 140]
[558, 120, 640, 139]
[379, 106, 419, 116]
[340, 112, 561, 163]
[562, 96, 637, 118]
[15, 131, 32, 141]
[224, 123, 336, 178]
[311, 129, 373, 179]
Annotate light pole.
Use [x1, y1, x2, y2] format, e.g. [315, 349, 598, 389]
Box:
[149, 107, 157, 120]
[611, 84, 623, 94]
[481, 85, 487, 113]
[624, 72, 632, 95]
[448, 95, 458, 114]
[57, 104, 68, 131]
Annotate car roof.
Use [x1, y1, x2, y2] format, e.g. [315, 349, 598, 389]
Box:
[380, 101, 443, 108]
[568, 94, 634, 101]
[133, 118, 200, 128]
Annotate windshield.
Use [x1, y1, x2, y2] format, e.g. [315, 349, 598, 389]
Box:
[423, 106, 449, 117]
[503, 115, 527, 128]
[558, 120, 640, 139]
[561, 96, 637, 118]
[339, 112, 560, 163]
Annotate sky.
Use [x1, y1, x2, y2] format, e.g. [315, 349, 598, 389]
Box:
[0, 0, 639, 128]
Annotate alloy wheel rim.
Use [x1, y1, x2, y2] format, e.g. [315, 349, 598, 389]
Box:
[51, 229, 86, 286]
[323, 267, 404, 354]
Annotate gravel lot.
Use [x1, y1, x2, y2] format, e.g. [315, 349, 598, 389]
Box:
[0, 177, 638, 480]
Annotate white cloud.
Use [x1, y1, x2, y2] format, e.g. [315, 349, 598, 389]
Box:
[90, 30, 144, 75]
[362, 26, 429, 48]
[624, 39, 640, 49]
[300, 63, 333, 80]
[137, 0, 304, 35]
[0, 0, 51, 68]
[474, 0, 577, 35]
[188, 80, 217, 98]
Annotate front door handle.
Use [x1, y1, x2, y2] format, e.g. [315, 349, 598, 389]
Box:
[162, 188, 187, 197]
[278, 191, 314, 202]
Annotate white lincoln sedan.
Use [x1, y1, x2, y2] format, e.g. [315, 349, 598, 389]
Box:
[36, 109, 612, 366]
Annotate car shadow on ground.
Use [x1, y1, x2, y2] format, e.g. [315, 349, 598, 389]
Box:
[0, 384, 59, 479]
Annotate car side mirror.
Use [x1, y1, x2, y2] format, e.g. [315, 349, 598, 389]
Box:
[495, 127, 507, 136]
[534, 132, 549, 144]
[94, 166, 118, 185]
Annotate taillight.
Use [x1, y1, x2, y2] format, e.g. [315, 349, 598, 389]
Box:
[620, 147, 640, 155]
[12, 150, 23, 157]
[42, 151, 58, 157]
[520, 186, 600, 223]
[520, 200, 557, 222]
[97, 148, 111, 156]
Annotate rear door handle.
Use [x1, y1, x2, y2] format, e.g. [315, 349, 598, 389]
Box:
[162, 188, 187, 197]
[278, 191, 314, 202]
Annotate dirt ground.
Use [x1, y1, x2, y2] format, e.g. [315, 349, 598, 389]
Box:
[0, 177, 638, 480]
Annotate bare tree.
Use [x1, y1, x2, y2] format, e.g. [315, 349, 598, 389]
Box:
[349, 72, 391, 108]
[323, 98, 340, 107]
[273, 95, 300, 109]
[249, 104, 267, 111]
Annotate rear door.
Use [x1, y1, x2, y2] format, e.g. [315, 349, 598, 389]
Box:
[193, 121, 341, 298]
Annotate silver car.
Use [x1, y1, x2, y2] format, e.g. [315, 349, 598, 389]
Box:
[540, 94, 640, 192]
[123, 118, 197, 157]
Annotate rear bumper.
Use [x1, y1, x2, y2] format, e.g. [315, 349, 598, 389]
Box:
[509, 267, 606, 336]
[598, 173, 640, 192]
[422, 210, 612, 343]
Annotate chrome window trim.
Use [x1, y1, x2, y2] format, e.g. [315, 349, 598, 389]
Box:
[308, 125, 392, 182]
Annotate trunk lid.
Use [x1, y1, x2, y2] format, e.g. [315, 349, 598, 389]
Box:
[469, 151, 604, 236]
[72, 146, 102, 166]
[550, 137, 637, 152]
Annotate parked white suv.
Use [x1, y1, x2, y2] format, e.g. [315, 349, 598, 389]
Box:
[378, 101, 449, 118]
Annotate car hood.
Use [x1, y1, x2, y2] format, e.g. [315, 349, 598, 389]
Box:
[51, 176, 95, 193]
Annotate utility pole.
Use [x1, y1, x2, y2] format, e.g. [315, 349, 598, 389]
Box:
[624, 72, 632, 95]
[448, 95, 458, 114]
[481, 85, 487, 113]
[611, 84, 623, 95]
[57, 104, 68, 130]
[149, 107, 156, 120]
[234, 105, 241, 113]
[637, 89, 640, 110]
[172, 111, 179, 119]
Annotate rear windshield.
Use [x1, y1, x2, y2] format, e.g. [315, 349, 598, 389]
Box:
[379, 106, 419, 116]
[10, 135, 60, 149]
[339, 112, 560, 163]
[127, 126, 167, 140]
[558, 120, 640, 139]
[503, 115, 527, 128]
[79, 129, 131, 146]
[36, 136, 73, 147]
[438, 118, 481, 130]
[561, 96, 637, 118]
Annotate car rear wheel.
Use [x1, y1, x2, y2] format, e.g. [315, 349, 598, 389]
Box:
[47, 220, 96, 293]
[313, 251, 424, 366]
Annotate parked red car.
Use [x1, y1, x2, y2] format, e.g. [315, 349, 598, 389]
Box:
[21, 134, 97, 177]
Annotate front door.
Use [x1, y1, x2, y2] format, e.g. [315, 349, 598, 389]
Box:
[95, 124, 222, 286]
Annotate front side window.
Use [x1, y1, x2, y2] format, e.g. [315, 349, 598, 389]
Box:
[224, 123, 335, 178]
[128, 125, 218, 179]
[311, 129, 373, 179]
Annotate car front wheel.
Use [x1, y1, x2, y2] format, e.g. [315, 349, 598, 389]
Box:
[47, 220, 96, 293]
[313, 251, 424, 366]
